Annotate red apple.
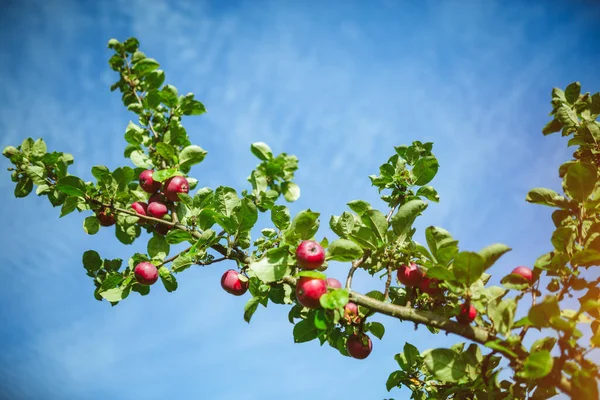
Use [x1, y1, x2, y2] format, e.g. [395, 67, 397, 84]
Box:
[456, 303, 477, 324]
[512, 266, 534, 283]
[344, 302, 361, 324]
[131, 201, 148, 223]
[134, 262, 159, 285]
[397, 262, 423, 287]
[148, 193, 167, 204]
[326, 277, 342, 289]
[419, 274, 442, 296]
[296, 240, 326, 270]
[155, 223, 172, 236]
[163, 176, 189, 202]
[139, 170, 161, 193]
[296, 276, 328, 308]
[147, 201, 168, 218]
[346, 333, 372, 359]
[96, 208, 115, 226]
[221, 269, 249, 296]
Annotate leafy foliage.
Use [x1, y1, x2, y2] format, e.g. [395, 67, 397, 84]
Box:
[4, 38, 599, 399]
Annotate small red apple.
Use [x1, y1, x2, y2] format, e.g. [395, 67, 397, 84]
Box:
[96, 208, 116, 226]
[147, 201, 168, 218]
[346, 333, 372, 359]
[344, 302, 361, 324]
[296, 240, 326, 270]
[149, 193, 167, 204]
[397, 262, 423, 287]
[221, 269, 249, 296]
[456, 303, 477, 324]
[326, 277, 342, 289]
[155, 223, 172, 236]
[163, 176, 189, 202]
[131, 201, 148, 223]
[419, 274, 442, 296]
[134, 262, 159, 285]
[511, 266, 534, 283]
[139, 170, 161, 194]
[296, 276, 328, 308]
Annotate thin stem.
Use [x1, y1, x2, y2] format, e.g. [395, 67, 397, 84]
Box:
[157, 246, 192, 268]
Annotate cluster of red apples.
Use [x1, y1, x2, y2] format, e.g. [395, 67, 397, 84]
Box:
[398, 262, 535, 324]
[129, 170, 189, 286]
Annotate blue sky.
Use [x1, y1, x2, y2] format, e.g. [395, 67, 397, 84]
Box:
[1, 0, 599, 399]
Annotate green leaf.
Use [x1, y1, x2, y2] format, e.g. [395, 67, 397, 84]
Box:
[249, 246, 292, 283]
[565, 82, 581, 104]
[551, 226, 575, 253]
[152, 168, 179, 183]
[289, 209, 320, 240]
[165, 229, 194, 244]
[501, 274, 530, 291]
[386, 371, 404, 392]
[179, 145, 207, 169]
[326, 239, 363, 261]
[526, 188, 568, 207]
[55, 176, 87, 197]
[425, 266, 453, 281]
[479, 244, 512, 271]
[282, 181, 300, 202]
[412, 156, 439, 185]
[145, 70, 165, 91]
[155, 142, 177, 162]
[293, 319, 319, 343]
[234, 197, 258, 233]
[487, 298, 516, 336]
[563, 162, 596, 201]
[133, 57, 160, 75]
[542, 118, 563, 135]
[82, 250, 102, 271]
[297, 271, 327, 279]
[60, 196, 79, 217]
[367, 322, 385, 339]
[83, 216, 100, 235]
[556, 106, 579, 127]
[404, 343, 420, 368]
[528, 296, 560, 328]
[244, 297, 261, 323]
[271, 205, 290, 230]
[391, 199, 427, 235]
[158, 266, 177, 292]
[214, 186, 240, 217]
[361, 210, 388, 243]
[99, 287, 129, 303]
[32, 138, 47, 158]
[319, 289, 349, 309]
[422, 348, 467, 382]
[160, 85, 179, 107]
[172, 254, 194, 273]
[452, 252, 484, 286]
[330, 212, 355, 238]
[130, 150, 152, 168]
[14, 177, 33, 198]
[250, 142, 273, 161]
[518, 351, 553, 379]
[180, 99, 206, 116]
[572, 249, 600, 267]
[148, 235, 170, 260]
[124, 121, 144, 144]
[347, 200, 372, 215]
[416, 186, 440, 202]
